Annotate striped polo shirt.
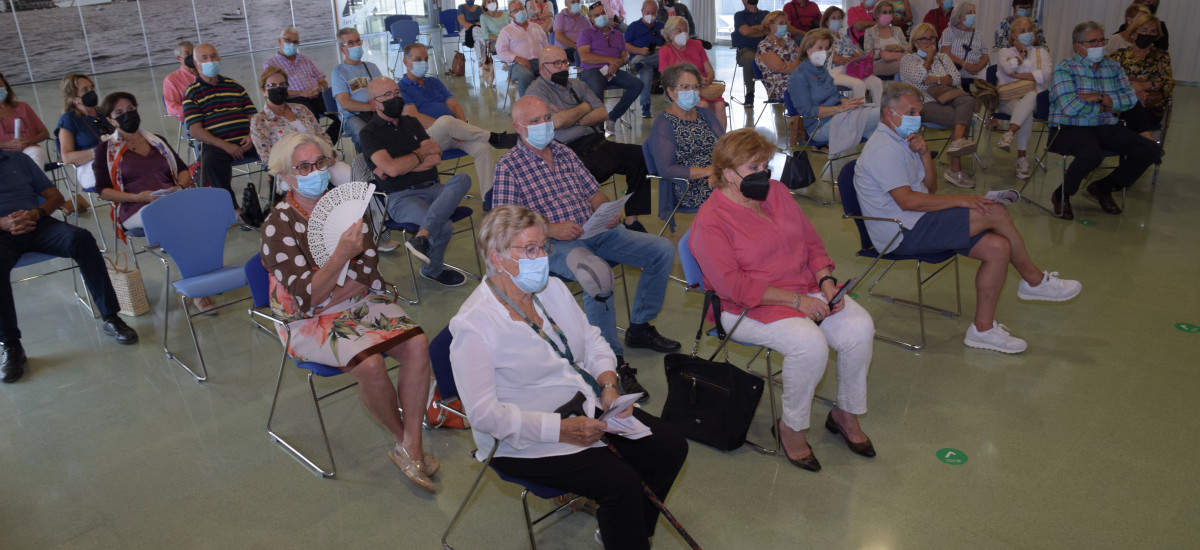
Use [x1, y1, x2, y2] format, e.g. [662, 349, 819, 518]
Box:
[181, 75, 256, 143]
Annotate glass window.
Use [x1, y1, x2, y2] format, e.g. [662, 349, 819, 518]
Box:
[717, 1, 842, 43]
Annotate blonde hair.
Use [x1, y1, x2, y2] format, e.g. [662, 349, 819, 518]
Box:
[477, 205, 549, 274]
[60, 73, 92, 113]
[1125, 13, 1161, 40]
[710, 129, 776, 190]
[663, 15, 688, 40]
[258, 66, 287, 91]
[267, 133, 334, 177]
[1009, 17, 1034, 45]
[761, 10, 787, 30]
[799, 29, 835, 60]
[908, 23, 937, 53]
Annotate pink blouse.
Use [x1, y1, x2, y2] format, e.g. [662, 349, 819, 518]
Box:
[659, 39, 711, 79]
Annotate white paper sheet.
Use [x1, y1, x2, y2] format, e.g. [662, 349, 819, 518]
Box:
[580, 194, 632, 240]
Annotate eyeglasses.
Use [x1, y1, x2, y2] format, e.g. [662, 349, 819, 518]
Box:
[510, 241, 552, 259]
[1078, 37, 1109, 47]
[372, 90, 401, 102]
[292, 157, 332, 176]
[542, 59, 569, 68]
[342, 39, 363, 47]
[914, 37, 936, 43]
[264, 82, 288, 89]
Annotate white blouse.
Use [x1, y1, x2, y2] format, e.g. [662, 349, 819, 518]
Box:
[998, 46, 1054, 91]
[449, 276, 618, 460]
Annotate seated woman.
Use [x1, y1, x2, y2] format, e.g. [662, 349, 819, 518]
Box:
[938, 2, 988, 91]
[458, 0, 484, 53]
[649, 63, 724, 216]
[250, 67, 351, 193]
[996, 17, 1053, 180]
[1109, 13, 1173, 139]
[527, 0, 555, 34]
[1106, 4, 1150, 54]
[753, 10, 801, 103]
[56, 73, 114, 190]
[822, 6, 883, 103]
[449, 204, 687, 550]
[788, 29, 880, 149]
[689, 128, 876, 472]
[474, 2, 511, 66]
[901, 22, 977, 188]
[262, 133, 437, 492]
[862, 1, 907, 78]
[660, 16, 726, 130]
[0, 72, 51, 166]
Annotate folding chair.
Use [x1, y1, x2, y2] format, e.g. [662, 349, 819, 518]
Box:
[786, 90, 867, 206]
[321, 87, 350, 157]
[438, 8, 466, 68]
[50, 139, 111, 253]
[389, 20, 422, 77]
[1148, 96, 1172, 185]
[1023, 124, 1125, 218]
[9, 197, 97, 318]
[643, 140, 697, 236]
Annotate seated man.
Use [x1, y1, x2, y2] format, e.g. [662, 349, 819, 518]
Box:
[578, 1, 642, 127]
[854, 82, 1082, 354]
[182, 43, 257, 211]
[360, 77, 469, 287]
[732, 0, 768, 106]
[162, 41, 195, 122]
[331, 27, 382, 153]
[1047, 20, 1161, 219]
[493, 95, 681, 400]
[397, 43, 517, 196]
[625, 0, 666, 118]
[496, 0, 551, 97]
[262, 26, 340, 144]
[1, 150, 139, 383]
[526, 45, 651, 230]
[554, 0, 591, 64]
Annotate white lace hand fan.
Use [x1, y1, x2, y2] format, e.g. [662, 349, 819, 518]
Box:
[307, 181, 376, 286]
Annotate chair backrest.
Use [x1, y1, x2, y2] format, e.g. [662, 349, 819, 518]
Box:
[985, 64, 999, 86]
[140, 187, 238, 278]
[245, 253, 270, 309]
[391, 20, 420, 47]
[439, 8, 461, 34]
[783, 90, 798, 116]
[752, 60, 764, 80]
[835, 160, 875, 253]
[429, 326, 458, 400]
[677, 230, 705, 290]
[321, 87, 337, 115]
[350, 154, 373, 182]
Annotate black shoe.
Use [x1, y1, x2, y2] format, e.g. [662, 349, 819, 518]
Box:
[489, 131, 518, 149]
[616, 363, 649, 403]
[1086, 181, 1122, 214]
[405, 235, 432, 265]
[1, 341, 27, 383]
[824, 411, 876, 458]
[624, 325, 680, 353]
[421, 269, 466, 287]
[1051, 186, 1074, 220]
[102, 316, 139, 345]
[772, 421, 822, 472]
[640, 104, 651, 119]
[623, 220, 647, 233]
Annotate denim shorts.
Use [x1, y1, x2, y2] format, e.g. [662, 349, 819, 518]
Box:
[891, 207, 985, 256]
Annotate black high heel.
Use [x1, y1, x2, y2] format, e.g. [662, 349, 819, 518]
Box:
[772, 420, 821, 472]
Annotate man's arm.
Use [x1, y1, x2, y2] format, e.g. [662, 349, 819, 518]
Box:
[1049, 62, 1100, 118]
[548, 101, 591, 128]
[370, 138, 442, 177]
[335, 91, 373, 113]
[445, 97, 468, 121]
[401, 104, 439, 128]
[1107, 66, 1139, 113]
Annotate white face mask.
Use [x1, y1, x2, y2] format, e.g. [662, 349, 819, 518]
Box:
[673, 32, 688, 47]
[487, 2, 497, 11]
[809, 49, 828, 66]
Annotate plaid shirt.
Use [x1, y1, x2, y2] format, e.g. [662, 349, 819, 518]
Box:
[492, 140, 598, 225]
[262, 52, 327, 92]
[1049, 54, 1137, 127]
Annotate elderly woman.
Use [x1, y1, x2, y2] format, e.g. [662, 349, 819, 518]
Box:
[901, 22, 977, 188]
[527, 0, 555, 34]
[474, 2, 511, 65]
[56, 74, 114, 190]
[649, 63, 724, 214]
[994, 0, 1045, 50]
[753, 10, 801, 102]
[862, 0, 907, 77]
[660, 16, 726, 130]
[938, 2, 988, 90]
[0, 73, 51, 167]
[822, 7, 883, 103]
[1107, 4, 1150, 54]
[689, 129, 876, 472]
[261, 133, 437, 492]
[450, 205, 687, 550]
[1109, 14, 1173, 138]
[996, 17, 1053, 180]
[788, 30, 880, 148]
[250, 67, 351, 191]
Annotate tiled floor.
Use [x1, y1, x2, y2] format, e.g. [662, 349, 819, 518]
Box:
[4, 34, 1198, 549]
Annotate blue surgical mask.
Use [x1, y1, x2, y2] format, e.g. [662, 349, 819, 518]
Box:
[964, 14, 976, 28]
[348, 45, 364, 61]
[917, 48, 928, 59]
[942, 0, 953, 11]
[1086, 46, 1105, 63]
[294, 168, 330, 199]
[1017, 8, 1030, 17]
[774, 25, 788, 38]
[828, 19, 843, 32]
[570, 3, 581, 14]
[594, 15, 607, 28]
[675, 89, 700, 111]
[200, 61, 220, 78]
[507, 256, 549, 293]
[282, 42, 297, 56]
[513, 10, 528, 23]
[410, 60, 428, 77]
[892, 111, 921, 138]
[0, 89, 7, 102]
[1018, 32, 1035, 46]
[523, 120, 555, 149]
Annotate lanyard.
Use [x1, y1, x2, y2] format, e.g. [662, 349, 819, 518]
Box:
[486, 279, 603, 398]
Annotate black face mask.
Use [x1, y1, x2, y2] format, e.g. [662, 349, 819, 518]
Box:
[747, 0, 758, 5]
[80, 90, 99, 108]
[1134, 34, 1156, 49]
[738, 170, 771, 201]
[267, 86, 289, 105]
[1145, 3, 1158, 15]
[184, 55, 196, 69]
[381, 95, 405, 118]
[115, 110, 141, 134]
[550, 69, 570, 86]
[663, 0, 675, 7]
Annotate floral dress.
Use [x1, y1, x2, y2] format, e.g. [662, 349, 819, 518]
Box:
[261, 200, 422, 369]
[755, 37, 800, 101]
[667, 111, 718, 208]
[1108, 47, 1174, 117]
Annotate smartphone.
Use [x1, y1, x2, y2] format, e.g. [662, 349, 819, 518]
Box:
[815, 277, 857, 326]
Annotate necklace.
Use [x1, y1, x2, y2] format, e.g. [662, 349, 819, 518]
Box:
[286, 193, 311, 218]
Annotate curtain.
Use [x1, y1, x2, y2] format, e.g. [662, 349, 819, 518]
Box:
[690, 1, 716, 41]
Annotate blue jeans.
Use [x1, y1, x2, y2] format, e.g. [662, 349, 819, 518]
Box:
[509, 59, 538, 97]
[580, 68, 643, 122]
[809, 108, 882, 145]
[342, 113, 370, 155]
[634, 51, 659, 107]
[385, 173, 471, 277]
[548, 225, 674, 357]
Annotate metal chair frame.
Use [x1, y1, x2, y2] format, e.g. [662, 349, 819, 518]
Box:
[1020, 124, 1124, 218]
[371, 191, 483, 305]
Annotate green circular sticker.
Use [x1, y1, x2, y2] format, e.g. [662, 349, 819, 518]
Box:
[848, 292, 858, 300]
[936, 448, 968, 465]
[1077, 220, 1097, 226]
[1175, 323, 1200, 334]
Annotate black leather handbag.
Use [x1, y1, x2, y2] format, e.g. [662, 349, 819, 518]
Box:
[781, 150, 816, 190]
[661, 291, 764, 451]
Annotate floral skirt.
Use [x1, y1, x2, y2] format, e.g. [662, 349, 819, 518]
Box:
[276, 294, 423, 369]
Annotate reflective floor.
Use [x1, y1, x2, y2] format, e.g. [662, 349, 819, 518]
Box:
[4, 35, 1199, 549]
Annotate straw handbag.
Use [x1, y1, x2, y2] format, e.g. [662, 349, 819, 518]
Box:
[106, 252, 149, 316]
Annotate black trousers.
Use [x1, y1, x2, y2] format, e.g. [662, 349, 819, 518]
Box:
[1053, 124, 1161, 197]
[286, 95, 341, 144]
[491, 408, 688, 550]
[200, 144, 262, 209]
[0, 217, 119, 342]
[567, 136, 652, 217]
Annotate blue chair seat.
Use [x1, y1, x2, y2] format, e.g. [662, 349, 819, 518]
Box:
[297, 361, 348, 378]
[172, 264, 246, 298]
[491, 467, 568, 500]
[383, 205, 473, 231]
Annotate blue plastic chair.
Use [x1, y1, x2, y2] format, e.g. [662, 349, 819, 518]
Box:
[837, 160, 961, 351]
[389, 19, 422, 76]
[141, 187, 248, 382]
[9, 196, 96, 318]
[437, 147, 475, 180]
[438, 8, 465, 66]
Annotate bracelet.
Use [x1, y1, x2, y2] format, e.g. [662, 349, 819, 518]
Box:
[818, 275, 838, 289]
[601, 382, 619, 391]
[413, 151, 424, 164]
[791, 292, 802, 311]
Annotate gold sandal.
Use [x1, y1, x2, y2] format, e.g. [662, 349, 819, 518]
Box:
[422, 451, 440, 477]
[389, 445, 435, 493]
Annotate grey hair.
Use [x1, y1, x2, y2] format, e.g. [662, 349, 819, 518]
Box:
[950, 2, 975, 27]
[660, 62, 701, 91]
[477, 205, 549, 275]
[663, 15, 688, 38]
[280, 27, 300, 38]
[1072, 21, 1104, 43]
[881, 81, 923, 111]
[267, 133, 334, 177]
[174, 41, 193, 58]
[337, 27, 359, 42]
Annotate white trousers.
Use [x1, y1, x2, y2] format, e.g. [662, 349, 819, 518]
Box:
[998, 91, 1037, 151]
[831, 66, 884, 104]
[426, 115, 494, 194]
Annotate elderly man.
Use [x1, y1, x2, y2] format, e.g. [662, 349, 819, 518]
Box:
[854, 82, 1082, 354]
[330, 27, 382, 153]
[182, 43, 257, 211]
[262, 27, 339, 143]
[624, 0, 665, 119]
[526, 45, 651, 230]
[732, 0, 768, 106]
[1047, 21, 1161, 219]
[578, 1, 642, 126]
[398, 43, 517, 196]
[496, 0, 551, 97]
[1, 150, 139, 382]
[554, 0, 591, 64]
[360, 77, 469, 287]
[493, 95, 681, 400]
[162, 41, 195, 122]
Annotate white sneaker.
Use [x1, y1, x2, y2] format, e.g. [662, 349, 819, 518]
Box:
[1015, 157, 1031, 180]
[996, 131, 1014, 152]
[1018, 271, 1082, 302]
[964, 322, 1027, 354]
[944, 170, 975, 189]
[377, 239, 401, 252]
[946, 138, 977, 157]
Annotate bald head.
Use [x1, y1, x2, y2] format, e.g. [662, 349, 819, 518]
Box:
[538, 45, 569, 80]
[367, 77, 401, 118]
[194, 43, 217, 61]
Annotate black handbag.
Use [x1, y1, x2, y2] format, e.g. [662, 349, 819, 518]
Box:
[781, 150, 816, 190]
[661, 291, 764, 451]
[240, 182, 265, 227]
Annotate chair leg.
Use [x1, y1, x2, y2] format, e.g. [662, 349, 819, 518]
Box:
[746, 348, 781, 456]
[266, 347, 337, 478]
[442, 441, 501, 550]
[521, 490, 539, 550]
[70, 259, 97, 318]
[866, 258, 961, 351]
[165, 294, 209, 382]
[396, 229, 421, 305]
[84, 193, 108, 253]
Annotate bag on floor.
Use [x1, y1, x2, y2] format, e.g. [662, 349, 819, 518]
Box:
[661, 291, 764, 451]
[105, 252, 149, 317]
[781, 150, 816, 190]
[480, 56, 495, 86]
[426, 386, 470, 429]
[449, 53, 466, 77]
[240, 182, 265, 227]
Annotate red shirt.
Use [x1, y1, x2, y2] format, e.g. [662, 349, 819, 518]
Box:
[784, 0, 822, 34]
[846, 4, 873, 45]
[923, 8, 952, 39]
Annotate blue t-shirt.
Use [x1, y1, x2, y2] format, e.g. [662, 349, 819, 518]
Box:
[624, 18, 665, 49]
[330, 61, 382, 121]
[55, 110, 111, 152]
[0, 150, 53, 217]
[398, 75, 455, 120]
[458, 4, 482, 24]
[732, 9, 768, 49]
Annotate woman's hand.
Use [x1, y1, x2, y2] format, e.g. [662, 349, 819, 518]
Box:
[135, 190, 158, 203]
[841, 97, 865, 110]
[601, 387, 633, 418]
[822, 282, 846, 315]
[0, 138, 20, 149]
[335, 219, 365, 259]
[796, 295, 830, 322]
[559, 416, 607, 446]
